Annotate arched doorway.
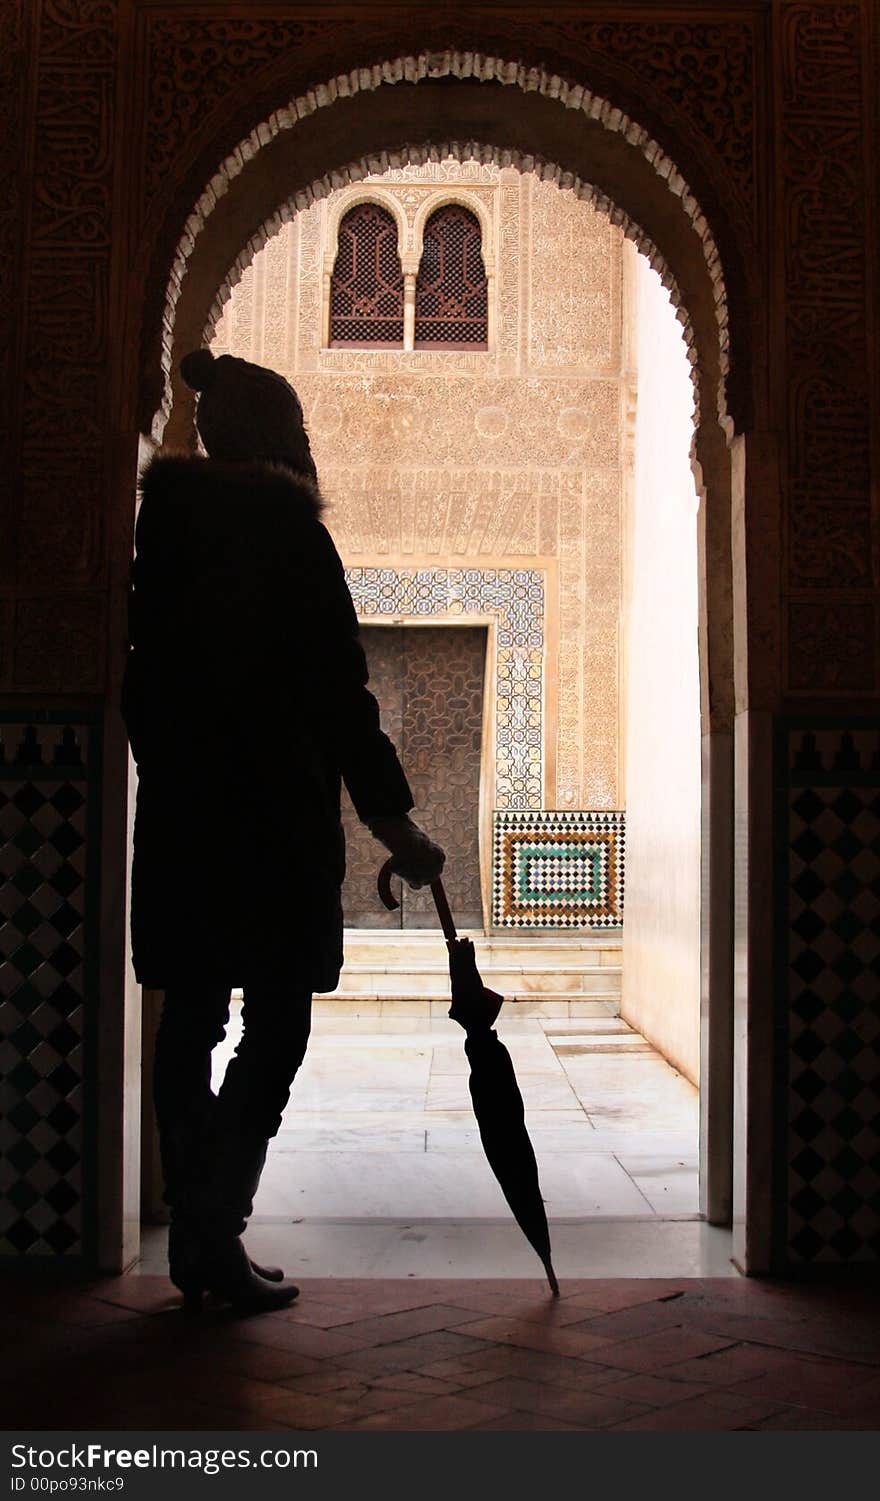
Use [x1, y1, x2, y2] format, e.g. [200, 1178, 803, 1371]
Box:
[127, 56, 753, 1268]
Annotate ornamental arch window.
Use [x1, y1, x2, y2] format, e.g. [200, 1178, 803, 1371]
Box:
[329, 201, 405, 346]
[414, 204, 488, 349]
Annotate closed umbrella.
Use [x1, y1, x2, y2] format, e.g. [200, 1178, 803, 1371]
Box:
[378, 859, 559, 1296]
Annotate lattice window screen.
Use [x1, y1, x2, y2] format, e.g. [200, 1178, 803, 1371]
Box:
[330, 203, 404, 345]
[415, 205, 488, 347]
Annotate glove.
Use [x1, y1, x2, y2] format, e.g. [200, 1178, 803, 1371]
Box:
[367, 814, 446, 890]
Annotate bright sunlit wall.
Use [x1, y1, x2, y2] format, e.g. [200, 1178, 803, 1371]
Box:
[620, 247, 701, 1085]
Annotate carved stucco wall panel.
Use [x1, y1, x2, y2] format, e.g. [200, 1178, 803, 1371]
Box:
[780, 3, 875, 691]
[213, 162, 626, 811]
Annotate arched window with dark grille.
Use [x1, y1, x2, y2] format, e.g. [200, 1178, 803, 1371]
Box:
[330, 202, 404, 346]
[414, 205, 488, 349]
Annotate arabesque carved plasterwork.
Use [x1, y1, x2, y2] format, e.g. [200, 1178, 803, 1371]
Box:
[212, 158, 624, 809]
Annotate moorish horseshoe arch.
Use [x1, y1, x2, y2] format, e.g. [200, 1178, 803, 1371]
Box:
[132, 52, 749, 1236]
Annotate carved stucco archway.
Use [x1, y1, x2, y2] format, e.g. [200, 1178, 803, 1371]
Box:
[142, 57, 747, 450]
[136, 56, 745, 1233]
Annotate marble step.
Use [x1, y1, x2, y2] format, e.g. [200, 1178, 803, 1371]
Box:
[343, 930, 621, 966]
[311, 997, 622, 1018]
[320, 930, 622, 1003]
[330, 967, 620, 998]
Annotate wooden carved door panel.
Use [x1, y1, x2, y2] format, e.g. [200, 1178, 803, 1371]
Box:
[340, 626, 486, 930]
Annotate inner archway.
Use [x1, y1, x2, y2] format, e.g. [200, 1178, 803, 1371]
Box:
[133, 59, 744, 1271]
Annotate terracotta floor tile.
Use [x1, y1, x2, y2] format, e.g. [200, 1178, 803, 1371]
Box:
[342, 1328, 493, 1375]
[227, 1318, 370, 1361]
[660, 1342, 791, 1386]
[431, 1288, 589, 1325]
[91, 1277, 181, 1315]
[568, 1300, 692, 1341]
[4, 1275, 880, 1432]
[608, 1389, 787, 1431]
[729, 1359, 880, 1415]
[449, 1315, 615, 1359]
[285, 1383, 425, 1420]
[280, 1299, 372, 1329]
[327, 1392, 510, 1431]
[327, 1303, 485, 1348]
[563, 1282, 692, 1313]
[253, 1366, 350, 1396]
[205, 1338, 330, 1384]
[754, 1405, 879, 1432]
[473, 1375, 650, 1428]
[470, 1411, 590, 1431]
[371, 1370, 462, 1396]
[453, 1344, 612, 1389]
[593, 1326, 736, 1372]
[413, 1358, 511, 1390]
[589, 1371, 715, 1406]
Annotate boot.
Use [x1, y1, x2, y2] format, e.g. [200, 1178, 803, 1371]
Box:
[182, 1128, 299, 1314]
[160, 1112, 294, 1309]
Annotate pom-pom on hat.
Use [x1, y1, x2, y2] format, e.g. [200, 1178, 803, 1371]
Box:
[180, 348, 317, 481]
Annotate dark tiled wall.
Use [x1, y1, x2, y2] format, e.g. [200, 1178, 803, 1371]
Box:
[0, 718, 100, 1260]
[780, 724, 880, 1265]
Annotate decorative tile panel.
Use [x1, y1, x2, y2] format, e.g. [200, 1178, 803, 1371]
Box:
[493, 810, 625, 929]
[0, 718, 99, 1259]
[781, 725, 880, 1264]
[347, 566, 545, 810]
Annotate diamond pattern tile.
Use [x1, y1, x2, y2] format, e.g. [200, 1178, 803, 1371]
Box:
[783, 727, 880, 1264]
[0, 719, 96, 1260]
[493, 810, 625, 928]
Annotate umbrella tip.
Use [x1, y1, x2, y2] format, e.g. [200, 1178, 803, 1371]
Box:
[545, 1262, 560, 1298]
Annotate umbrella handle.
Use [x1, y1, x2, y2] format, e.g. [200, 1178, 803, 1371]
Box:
[376, 859, 458, 943]
[377, 857, 400, 912]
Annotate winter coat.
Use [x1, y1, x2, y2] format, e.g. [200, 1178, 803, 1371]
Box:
[122, 453, 413, 991]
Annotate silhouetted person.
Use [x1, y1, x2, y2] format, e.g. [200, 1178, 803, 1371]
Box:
[122, 348, 444, 1311]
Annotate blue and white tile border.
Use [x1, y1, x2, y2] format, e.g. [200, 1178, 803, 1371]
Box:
[346, 565, 545, 809]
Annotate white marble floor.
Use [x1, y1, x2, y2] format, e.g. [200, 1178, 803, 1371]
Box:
[139, 1001, 738, 1280]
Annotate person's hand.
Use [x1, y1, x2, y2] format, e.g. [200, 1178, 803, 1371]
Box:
[367, 814, 446, 890]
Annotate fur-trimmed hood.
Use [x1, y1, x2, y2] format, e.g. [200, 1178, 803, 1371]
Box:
[138, 451, 324, 520]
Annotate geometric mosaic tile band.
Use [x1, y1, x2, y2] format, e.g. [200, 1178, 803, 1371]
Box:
[0, 721, 96, 1260]
[346, 566, 544, 809]
[783, 726, 880, 1265]
[492, 810, 624, 928]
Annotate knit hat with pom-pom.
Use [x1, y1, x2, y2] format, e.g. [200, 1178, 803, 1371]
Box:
[180, 348, 317, 481]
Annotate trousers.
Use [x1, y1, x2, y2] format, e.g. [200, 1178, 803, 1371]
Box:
[154, 981, 313, 1147]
